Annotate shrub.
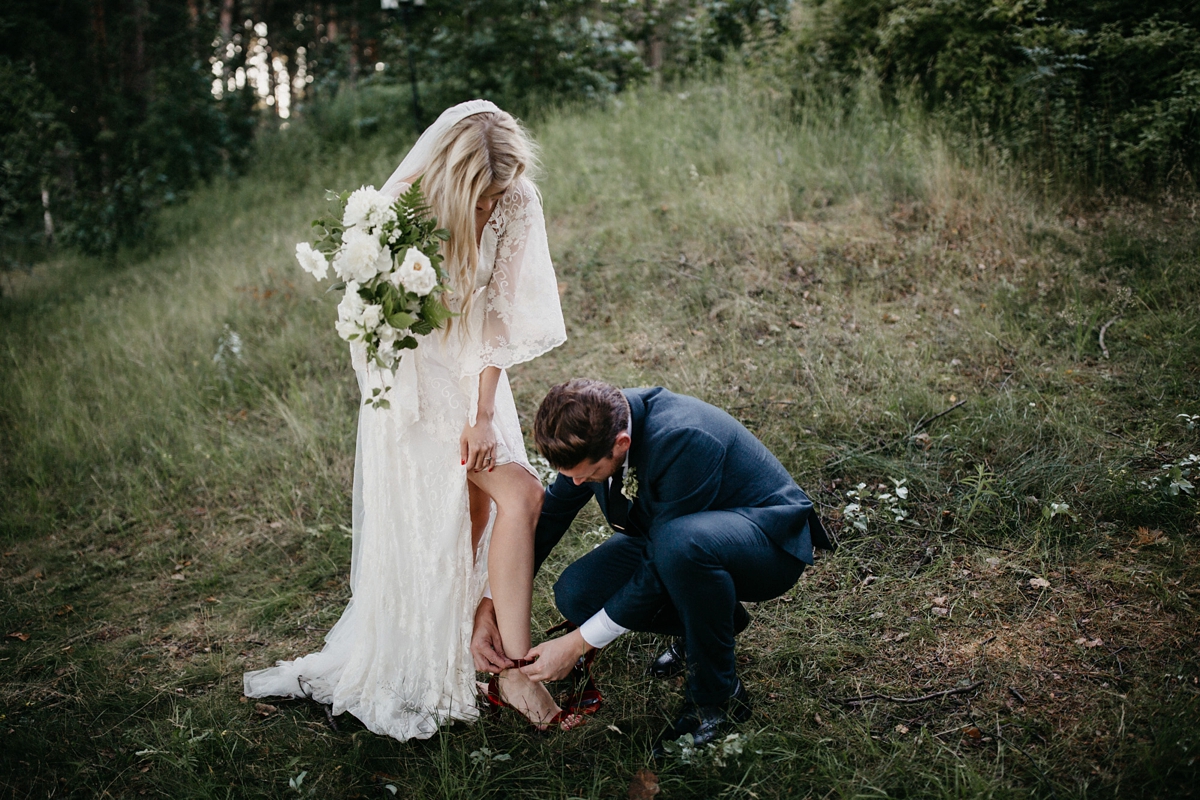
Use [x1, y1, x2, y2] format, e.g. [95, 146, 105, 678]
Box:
[792, 0, 1200, 190]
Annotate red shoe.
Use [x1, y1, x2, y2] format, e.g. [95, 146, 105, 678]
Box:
[559, 649, 602, 715]
[479, 661, 586, 732]
[541, 620, 605, 716]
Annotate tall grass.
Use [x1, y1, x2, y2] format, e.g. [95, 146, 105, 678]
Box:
[2, 73, 1197, 799]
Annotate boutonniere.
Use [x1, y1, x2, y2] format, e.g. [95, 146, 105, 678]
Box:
[621, 467, 639, 500]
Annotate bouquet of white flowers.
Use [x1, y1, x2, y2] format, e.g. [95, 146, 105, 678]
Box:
[295, 180, 453, 409]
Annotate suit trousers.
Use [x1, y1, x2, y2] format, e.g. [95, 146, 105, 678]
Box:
[553, 510, 805, 706]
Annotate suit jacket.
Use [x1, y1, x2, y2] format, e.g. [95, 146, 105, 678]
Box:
[534, 387, 833, 570]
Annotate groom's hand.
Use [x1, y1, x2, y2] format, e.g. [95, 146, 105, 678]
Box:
[520, 630, 591, 683]
[471, 598, 514, 673]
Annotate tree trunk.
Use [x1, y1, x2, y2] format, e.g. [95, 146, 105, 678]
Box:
[42, 189, 55, 245]
[220, 0, 234, 40]
[125, 0, 149, 108]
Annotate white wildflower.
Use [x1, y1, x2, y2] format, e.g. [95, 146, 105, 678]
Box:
[334, 227, 383, 282]
[213, 326, 243, 364]
[295, 242, 328, 280]
[391, 247, 437, 296]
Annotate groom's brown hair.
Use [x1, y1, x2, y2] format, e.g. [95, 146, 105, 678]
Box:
[534, 378, 629, 469]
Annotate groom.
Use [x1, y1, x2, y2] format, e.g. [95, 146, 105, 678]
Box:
[471, 379, 834, 751]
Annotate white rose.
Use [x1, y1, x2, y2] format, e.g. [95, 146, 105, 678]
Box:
[337, 281, 365, 321]
[295, 241, 328, 280]
[376, 324, 402, 365]
[391, 247, 438, 296]
[372, 246, 393, 280]
[336, 283, 367, 340]
[378, 322, 398, 348]
[334, 227, 383, 282]
[360, 303, 384, 332]
[342, 186, 393, 230]
[335, 318, 360, 341]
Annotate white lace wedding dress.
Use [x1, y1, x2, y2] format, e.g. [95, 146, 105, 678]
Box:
[243, 172, 565, 741]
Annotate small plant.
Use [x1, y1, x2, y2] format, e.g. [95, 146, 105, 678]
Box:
[660, 732, 756, 767]
[529, 453, 558, 486]
[1141, 454, 1199, 497]
[468, 748, 511, 773]
[134, 708, 212, 773]
[212, 325, 244, 366]
[960, 465, 999, 522]
[288, 771, 307, 793]
[843, 478, 910, 532]
[1042, 501, 1078, 523]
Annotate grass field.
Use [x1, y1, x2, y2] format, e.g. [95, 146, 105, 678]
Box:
[2, 76, 1198, 798]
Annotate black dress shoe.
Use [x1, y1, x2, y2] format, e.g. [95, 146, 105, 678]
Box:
[648, 638, 686, 679]
[652, 680, 753, 758]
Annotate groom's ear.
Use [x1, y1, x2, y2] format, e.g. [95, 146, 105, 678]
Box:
[613, 431, 632, 457]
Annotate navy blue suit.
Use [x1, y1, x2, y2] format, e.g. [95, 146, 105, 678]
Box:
[534, 387, 833, 705]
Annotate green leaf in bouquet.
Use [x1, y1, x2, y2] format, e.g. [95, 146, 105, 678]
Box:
[421, 295, 455, 329]
[398, 178, 432, 217]
[397, 336, 419, 350]
[387, 311, 417, 331]
[410, 319, 435, 336]
[326, 281, 347, 293]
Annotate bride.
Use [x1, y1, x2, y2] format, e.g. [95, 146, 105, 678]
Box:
[244, 100, 572, 739]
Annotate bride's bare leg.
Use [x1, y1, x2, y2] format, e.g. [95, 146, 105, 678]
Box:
[468, 464, 572, 727]
[468, 480, 491, 562]
[467, 463, 542, 658]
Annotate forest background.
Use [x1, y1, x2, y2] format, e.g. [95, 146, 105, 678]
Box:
[1, 1, 1199, 798]
[3, 0, 1199, 263]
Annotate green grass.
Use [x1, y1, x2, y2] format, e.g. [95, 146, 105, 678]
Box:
[2, 75, 1198, 798]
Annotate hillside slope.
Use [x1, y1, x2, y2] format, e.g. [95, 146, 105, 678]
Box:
[2, 79, 1197, 798]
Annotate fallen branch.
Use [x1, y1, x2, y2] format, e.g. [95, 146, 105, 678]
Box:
[912, 399, 968, 436]
[839, 681, 984, 706]
[825, 399, 967, 468]
[1099, 314, 1120, 359]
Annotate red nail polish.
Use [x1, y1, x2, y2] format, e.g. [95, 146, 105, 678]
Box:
[461, 459, 466, 465]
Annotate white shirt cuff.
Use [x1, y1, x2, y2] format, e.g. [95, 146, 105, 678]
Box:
[578, 609, 628, 649]
[482, 583, 492, 601]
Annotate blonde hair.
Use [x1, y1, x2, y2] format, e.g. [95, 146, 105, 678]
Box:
[421, 110, 537, 330]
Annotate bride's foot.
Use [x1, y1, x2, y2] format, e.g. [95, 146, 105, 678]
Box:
[496, 668, 584, 731]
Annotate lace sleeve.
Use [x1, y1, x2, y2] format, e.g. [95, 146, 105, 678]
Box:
[461, 177, 566, 376]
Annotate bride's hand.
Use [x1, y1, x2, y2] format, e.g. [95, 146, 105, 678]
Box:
[471, 598, 513, 673]
[460, 413, 497, 472]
